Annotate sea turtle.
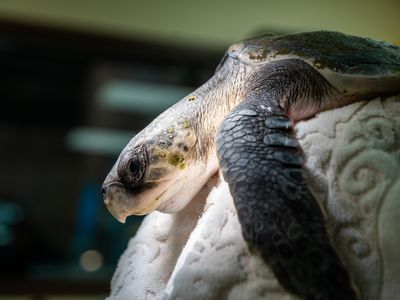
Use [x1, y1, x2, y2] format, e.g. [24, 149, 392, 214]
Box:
[102, 31, 400, 299]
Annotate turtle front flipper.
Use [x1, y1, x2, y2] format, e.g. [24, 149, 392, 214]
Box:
[216, 62, 357, 300]
[217, 105, 356, 300]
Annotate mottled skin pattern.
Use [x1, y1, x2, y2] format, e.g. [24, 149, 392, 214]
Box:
[102, 31, 400, 300]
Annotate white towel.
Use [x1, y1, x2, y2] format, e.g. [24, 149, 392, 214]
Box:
[108, 96, 400, 300]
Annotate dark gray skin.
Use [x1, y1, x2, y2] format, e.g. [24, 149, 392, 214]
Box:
[103, 31, 400, 300]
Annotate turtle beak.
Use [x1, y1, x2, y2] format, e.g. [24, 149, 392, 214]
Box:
[102, 181, 129, 224]
[103, 194, 127, 223]
[101, 164, 129, 223]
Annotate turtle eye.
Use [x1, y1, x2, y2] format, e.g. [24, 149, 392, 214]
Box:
[129, 160, 140, 175]
[126, 156, 145, 183]
[117, 147, 147, 187]
[128, 158, 145, 182]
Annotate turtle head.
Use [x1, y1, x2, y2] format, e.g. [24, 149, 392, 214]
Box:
[102, 52, 249, 223]
[102, 100, 219, 223]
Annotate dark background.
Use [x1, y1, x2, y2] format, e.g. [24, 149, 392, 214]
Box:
[0, 19, 221, 299]
[0, 1, 398, 299]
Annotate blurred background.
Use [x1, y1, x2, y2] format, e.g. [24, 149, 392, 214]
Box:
[0, 0, 398, 299]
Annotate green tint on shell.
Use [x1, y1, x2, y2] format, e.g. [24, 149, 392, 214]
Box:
[234, 31, 400, 76]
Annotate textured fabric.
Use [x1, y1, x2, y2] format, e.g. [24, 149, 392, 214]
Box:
[107, 96, 400, 300]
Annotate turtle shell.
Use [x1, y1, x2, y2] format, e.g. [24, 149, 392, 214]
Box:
[231, 31, 400, 75]
[228, 31, 400, 97]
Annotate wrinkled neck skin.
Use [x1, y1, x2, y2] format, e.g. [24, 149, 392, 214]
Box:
[103, 59, 250, 220]
[186, 60, 250, 160]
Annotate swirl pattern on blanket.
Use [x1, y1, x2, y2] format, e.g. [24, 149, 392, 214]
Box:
[298, 96, 400, 300]
[108, 96, 400, 300]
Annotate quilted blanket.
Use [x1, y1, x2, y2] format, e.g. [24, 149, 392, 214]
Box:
[107, 96, 400, 300]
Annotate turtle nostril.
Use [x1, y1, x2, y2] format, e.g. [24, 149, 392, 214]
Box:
[101, 186, 106, 199]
